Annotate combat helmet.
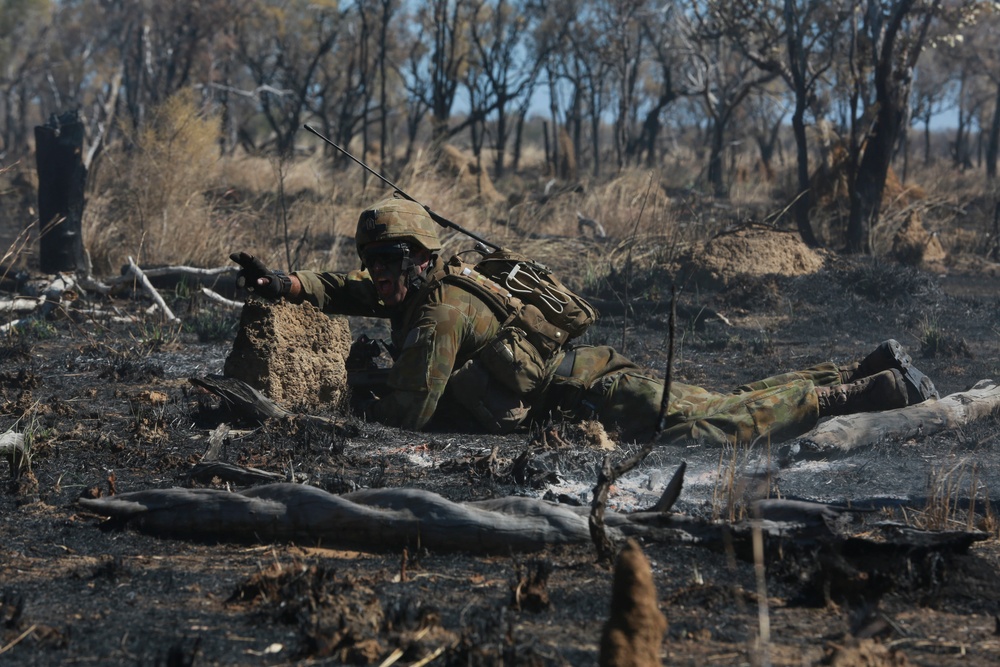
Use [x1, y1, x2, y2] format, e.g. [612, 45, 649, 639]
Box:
[355, 193, 443, 259]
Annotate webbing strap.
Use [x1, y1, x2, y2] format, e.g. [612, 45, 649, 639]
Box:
[554, 349, 576, 378]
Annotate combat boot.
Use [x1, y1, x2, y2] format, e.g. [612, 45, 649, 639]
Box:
[839, 339, 939, 403]
[816, 369, 909, 418]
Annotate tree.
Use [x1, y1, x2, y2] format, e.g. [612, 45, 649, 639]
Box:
[714, 0, 847, 245]
[688, 3, 777, 197]
[552, 5, 613, 177]
[467, 0, 547, 178]
[0, 0, 50, 159]
[234, 0, 343, 155]
[417, 0, 474, 146]
[593, 0, 648, 171]
[846, 0, 941, 254]
[909, 45, 956, 166]
[632, 4, 689, 168]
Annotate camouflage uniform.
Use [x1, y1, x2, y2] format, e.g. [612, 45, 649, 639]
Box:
[544, 347, 841, 444]
[294, 258, 502, 430]
[294, 257, 845, 446]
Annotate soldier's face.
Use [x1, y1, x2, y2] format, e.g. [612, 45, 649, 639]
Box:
[364, 242, 430, 306]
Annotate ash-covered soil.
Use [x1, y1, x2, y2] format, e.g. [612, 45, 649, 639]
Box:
[3, 252, 1000, 666]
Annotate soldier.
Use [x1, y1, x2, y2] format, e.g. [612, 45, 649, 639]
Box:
[231, 193, 938, 445]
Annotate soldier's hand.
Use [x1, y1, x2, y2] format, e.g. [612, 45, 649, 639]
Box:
[229, 251, 292, 300]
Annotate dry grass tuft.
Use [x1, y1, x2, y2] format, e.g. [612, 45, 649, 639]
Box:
[908, 457, 984, 532]
[86, 89, 231, 271]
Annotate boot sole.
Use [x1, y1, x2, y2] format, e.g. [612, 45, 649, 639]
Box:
[883, 340, 940, 403]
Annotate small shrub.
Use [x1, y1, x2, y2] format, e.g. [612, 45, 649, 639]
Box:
[184, 308, 239, 343]
[838, 259, 939, 304]
[918, 319, 973, 358]
[87, 88, 235, 270]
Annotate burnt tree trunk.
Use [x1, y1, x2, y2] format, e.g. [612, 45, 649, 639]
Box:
[34, 111, 86, 273]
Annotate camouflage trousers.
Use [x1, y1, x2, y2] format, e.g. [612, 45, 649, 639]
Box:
[544, 346, 843, 445]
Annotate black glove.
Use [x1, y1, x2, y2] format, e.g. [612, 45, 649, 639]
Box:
[229, 251, 292, 300]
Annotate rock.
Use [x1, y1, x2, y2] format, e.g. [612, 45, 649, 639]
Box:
[223, 298, 351, 411]
[599, 539, 667, 667]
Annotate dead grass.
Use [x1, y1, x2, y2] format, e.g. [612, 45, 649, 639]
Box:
[897, 455, 994, 533]
[0, 98, 989, 280]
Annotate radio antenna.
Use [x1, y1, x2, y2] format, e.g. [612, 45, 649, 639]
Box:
[303, 124, 500, 251]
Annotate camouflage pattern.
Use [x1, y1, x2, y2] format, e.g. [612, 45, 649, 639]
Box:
[355, 194, 443, 256]
[295, 258, 846, 445]
[545, 349, 841, 444]
[294, 257, 501, 430]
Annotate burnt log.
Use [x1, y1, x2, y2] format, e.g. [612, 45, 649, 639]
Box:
[78, 481, 939, 556]
[34, 111, 86, 273]
[781, 379, 1000, 462]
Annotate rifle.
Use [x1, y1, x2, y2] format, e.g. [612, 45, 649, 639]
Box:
[345, 334, 392, 393]
[302, 123, 501, 252]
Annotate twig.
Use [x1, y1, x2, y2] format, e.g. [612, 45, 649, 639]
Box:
[751, 509, 771, 667]
[126, 256, 179, 322]
[409, 645, 447, 667]
[377, 626, 431, 667]
[589, 287, 676, 564]
[589, 455, 617, 565]
[620, 173, 656, 354]
[654, 284, 677, 439]
[0, 624, 37, 656]
[200, 287, 243, 309]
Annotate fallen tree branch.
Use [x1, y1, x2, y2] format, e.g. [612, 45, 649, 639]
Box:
[780, 379, 1000, 463]
[126, 257, 179, 322]
[187, 461, 284, 486]
[76, 483, 954, 556]
[0, 274, 76, 333]
[200, 287, 242, 309]
[0, 296, 46, 314]
[109, 264, 237, 286]
[189, 375, 351, 433]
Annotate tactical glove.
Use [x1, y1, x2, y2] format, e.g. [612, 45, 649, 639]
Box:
[229, 251, 292, 300]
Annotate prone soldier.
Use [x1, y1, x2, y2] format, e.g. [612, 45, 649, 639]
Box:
[231, 193, 939, 445]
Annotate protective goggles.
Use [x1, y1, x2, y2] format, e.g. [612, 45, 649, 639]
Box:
[361, 242, 411, 269]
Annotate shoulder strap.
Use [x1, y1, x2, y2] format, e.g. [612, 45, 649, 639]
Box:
[399, 256, 519, 331]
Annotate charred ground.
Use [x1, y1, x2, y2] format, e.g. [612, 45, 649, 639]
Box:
[3, 252, 1000, 666]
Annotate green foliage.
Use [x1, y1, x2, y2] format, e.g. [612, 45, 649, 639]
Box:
[11, 318, 58, 340]
[133, 318, 182, 350]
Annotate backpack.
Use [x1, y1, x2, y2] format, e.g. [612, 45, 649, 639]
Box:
[426, 246, 600, 396]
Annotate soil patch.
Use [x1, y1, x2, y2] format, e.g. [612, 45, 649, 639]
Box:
[2, 255, 1000, 665]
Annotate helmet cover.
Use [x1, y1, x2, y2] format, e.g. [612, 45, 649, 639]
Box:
[355, 193, 442, 259]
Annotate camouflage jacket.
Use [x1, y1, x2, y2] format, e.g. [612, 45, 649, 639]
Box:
[293, 257, 503, 429]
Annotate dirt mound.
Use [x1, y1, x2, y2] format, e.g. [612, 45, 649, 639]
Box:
[891, 213, 947, 272]
[438, 144, 506, 204]
[599, 539, 667, 667]
[678, 225, 826, 288]
[223, 298, 351, 411]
